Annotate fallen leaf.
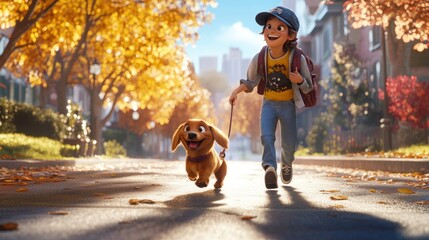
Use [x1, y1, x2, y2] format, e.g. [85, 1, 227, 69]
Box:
[16, 188, 28, 192]
[48, 211, 69, 215]
[369, 189, 377, 193]
[330, 195, 348, 200]
[119, 220, 132, 224]
[377, 201, 390, 204]
[0, 222, 18, 231]
[397, 188, 415, 194]
[415, 200, 429, 205]
[320, 190, 340, 194]
[93, 193, 106, 197]
[241, 215, 257, 221]
[138, 199, 156, 204]
[128, 199, 140, 205]
[329, 205, 345, 209]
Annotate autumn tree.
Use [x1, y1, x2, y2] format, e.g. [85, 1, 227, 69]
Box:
[4, 0, 216, 154]
[344, 0, 429, 76]
[380, 75, 429, 131]
[0, 0, 59, 70]
[322, 42, 381, 130]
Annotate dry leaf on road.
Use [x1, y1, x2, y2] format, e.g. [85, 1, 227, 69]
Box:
[241, 215, 257, 221]
[320, 190, 340, 194]
[330, 195, 348, 200]
[0, 222, 18, 231]
[48, 211, 69, 215]
[16, 187, 28, 192]
[128, 199, 140, 205]
[397, 188, 415, 194]
[139, 199, 156, 204]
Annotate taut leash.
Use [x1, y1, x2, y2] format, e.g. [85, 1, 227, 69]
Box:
[219, 104, 233, 158]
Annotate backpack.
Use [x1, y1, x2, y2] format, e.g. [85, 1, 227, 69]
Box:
[256, 46, 318, 107]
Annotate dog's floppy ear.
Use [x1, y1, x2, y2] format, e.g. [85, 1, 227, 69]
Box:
[209, 124, 229, 149]
[171, 122, 185, 151]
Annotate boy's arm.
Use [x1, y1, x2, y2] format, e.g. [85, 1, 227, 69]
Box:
[297, 54, 313, 94]
[239, 53, 262, 93]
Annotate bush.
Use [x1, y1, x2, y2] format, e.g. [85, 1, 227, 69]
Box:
[0, 98, 66, 140]
[0, 133, 63, 160]
[104, 140, 127, 157]
[306, 114, 329, 153]
[0, 98, 16, 133]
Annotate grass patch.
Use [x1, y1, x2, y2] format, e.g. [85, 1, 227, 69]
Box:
[0, 133, 64, 160]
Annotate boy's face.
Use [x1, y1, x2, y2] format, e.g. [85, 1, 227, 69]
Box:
[263, 17, 294, 50]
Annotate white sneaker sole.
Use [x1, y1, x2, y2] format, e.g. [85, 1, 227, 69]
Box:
[265, 168, 278, 189]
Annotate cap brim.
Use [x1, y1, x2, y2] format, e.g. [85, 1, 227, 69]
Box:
[255, 12, 271, 26]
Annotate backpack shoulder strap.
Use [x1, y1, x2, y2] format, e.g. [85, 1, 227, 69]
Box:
[291, 47, 302, 72]
[257, 46, 267, 76]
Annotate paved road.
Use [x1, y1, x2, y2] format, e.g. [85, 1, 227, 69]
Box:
[0, 158, 428, 240]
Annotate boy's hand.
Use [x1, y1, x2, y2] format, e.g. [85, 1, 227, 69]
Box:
[229, 92, 237, 105]
[289, 67, 304, 84]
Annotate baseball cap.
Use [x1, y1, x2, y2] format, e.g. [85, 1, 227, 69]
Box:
[255, 6, 300, 32]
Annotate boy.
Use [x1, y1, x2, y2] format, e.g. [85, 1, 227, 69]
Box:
[229, 6, 313, 189]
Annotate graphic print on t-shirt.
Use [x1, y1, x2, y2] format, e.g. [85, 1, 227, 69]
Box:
[266, 64, 292, 92]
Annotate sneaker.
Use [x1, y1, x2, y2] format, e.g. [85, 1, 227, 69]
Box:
[264, 166, 278, 189]
[281, 163, 293, 184]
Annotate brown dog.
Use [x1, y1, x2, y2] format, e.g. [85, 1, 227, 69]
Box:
[171, 119, 229, 189]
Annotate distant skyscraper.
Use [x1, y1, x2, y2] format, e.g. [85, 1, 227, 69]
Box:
[199, 56, 218, 74]
[222, 47, 247, 86]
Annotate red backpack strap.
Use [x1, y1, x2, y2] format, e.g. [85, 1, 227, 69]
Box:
[291, 47, 302, 73]
[256, 46, 267, 95]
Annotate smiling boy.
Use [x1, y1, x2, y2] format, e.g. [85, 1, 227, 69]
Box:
[229, 6, 313, 189]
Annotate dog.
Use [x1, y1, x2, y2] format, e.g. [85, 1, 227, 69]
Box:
[171, 119, 229, 189]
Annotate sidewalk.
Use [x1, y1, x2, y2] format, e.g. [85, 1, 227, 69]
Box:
[1, 155, 428, 173]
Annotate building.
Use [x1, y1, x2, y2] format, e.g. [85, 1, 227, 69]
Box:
[199, 56, 218, 74]
[222, 47, 246, 86]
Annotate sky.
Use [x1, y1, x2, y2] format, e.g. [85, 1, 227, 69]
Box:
[185, 0, 284, 73]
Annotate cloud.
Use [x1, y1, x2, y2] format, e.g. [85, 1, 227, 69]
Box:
[216, 22, 265, 55]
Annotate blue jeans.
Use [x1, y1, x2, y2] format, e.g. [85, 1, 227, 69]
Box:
[260, 99, 297, 170]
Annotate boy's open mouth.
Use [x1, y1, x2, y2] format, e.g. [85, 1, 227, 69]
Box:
[268, 35, 280, 41]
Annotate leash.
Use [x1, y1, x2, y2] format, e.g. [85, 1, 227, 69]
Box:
[219, 104, 233, 158]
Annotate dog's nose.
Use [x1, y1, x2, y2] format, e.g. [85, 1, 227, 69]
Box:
[188, 133, 197, 139]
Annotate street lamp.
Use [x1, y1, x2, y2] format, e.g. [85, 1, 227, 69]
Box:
[380, 28, 392, 151]
[90, 59, 101, 78]
[89, 59, 101, 154]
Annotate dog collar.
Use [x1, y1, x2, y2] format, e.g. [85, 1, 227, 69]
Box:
[187, 153, 211, 162]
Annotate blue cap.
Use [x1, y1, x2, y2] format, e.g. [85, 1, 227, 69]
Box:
[255, 6, 300, 32]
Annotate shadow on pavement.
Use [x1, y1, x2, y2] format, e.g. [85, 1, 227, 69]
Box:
[252, 186, 408, 240]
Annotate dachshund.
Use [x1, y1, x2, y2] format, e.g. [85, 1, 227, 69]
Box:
[171, 119, 229, 189]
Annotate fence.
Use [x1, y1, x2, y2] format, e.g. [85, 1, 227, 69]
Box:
[325, 127, 382, 153]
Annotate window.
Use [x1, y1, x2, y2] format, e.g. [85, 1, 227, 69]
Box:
[343, 12, 350, 36]
[369, 26, 381, 51]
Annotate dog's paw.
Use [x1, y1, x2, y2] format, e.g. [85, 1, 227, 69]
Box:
[214, 181, 223, 189]
[195, 180, 208, 188]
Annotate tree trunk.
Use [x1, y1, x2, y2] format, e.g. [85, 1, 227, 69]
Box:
[56, 75, 68, 115]
[91, 91, 103, 155]
[386, 22, 411, 77]
[38, 86, 48, 109]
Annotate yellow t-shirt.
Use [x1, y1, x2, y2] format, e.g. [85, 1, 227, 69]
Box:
[264, 50, 294, 101]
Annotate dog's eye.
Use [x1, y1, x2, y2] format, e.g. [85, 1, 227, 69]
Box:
[198, 126, 206, 133]
[184, 125, 190, 131]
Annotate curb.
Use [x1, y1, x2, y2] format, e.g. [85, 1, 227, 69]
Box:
[295, 156, 429, 173]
